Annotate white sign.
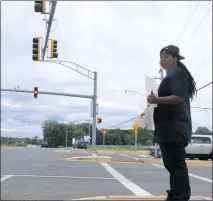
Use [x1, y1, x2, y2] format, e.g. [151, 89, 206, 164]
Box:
[135, 75, 158, 130]
[72, 138, 75, 145]
[84, 136, 91, 141]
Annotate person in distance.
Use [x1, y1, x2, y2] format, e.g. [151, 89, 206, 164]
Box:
[147, 45, 197, 201]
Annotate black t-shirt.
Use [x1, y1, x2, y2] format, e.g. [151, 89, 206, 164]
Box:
[153, 66, 192, 143]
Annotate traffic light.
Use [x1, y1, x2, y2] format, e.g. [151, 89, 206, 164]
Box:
[97, 118, 102, 124]
[49, 40, 58, 59]
[32, 37, 41, 61]
[34, 87, 38, 98]
[34, 0, 46, 13]
[102, 129, 107, 135]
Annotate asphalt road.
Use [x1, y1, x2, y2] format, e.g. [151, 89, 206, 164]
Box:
[1, 147, 212, 200]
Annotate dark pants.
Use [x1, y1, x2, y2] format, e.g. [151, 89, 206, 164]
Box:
[159, 134, 191, 200]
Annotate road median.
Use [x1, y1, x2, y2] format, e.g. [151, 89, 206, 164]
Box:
[60, 155, 212, 167]
[87, 148, 150, 155]
[60, 155, 112, 162]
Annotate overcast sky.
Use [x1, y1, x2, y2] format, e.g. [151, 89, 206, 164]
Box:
[1, 1, 212, 138]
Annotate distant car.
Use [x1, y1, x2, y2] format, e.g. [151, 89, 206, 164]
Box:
[41, 141, 48, 148]
[73, 140, 90, 149]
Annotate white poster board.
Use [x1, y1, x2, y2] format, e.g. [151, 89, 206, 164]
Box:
[134, 75, 158, 130]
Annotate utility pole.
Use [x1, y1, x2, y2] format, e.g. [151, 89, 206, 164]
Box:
[92, 72, 98, 148]
[154, 68, 164, 158]
[88, 118, 91, 136]
[160, 68, 164, 80]
[66, 131, 68, 148]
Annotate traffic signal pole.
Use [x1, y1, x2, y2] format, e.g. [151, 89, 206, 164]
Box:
[42, 1, 57, 60]
[1, 88, 93, 99]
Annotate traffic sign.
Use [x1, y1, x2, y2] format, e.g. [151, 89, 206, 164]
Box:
[134, 123, 139, 135]
[134, 123, 138, 130]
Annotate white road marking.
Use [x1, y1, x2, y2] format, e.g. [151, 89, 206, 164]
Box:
[93, 153, 152, 196]
[139, 154, 151, 158]
[152, 164, 212, 183]
[120, 154, 139, 160]
[1, 175, 13, 182]
[152, 164, 164, 168]
[188, 173, 212, 183]
[11, 174, 115, 180]
[54, 149, 72, 153]
[100, 162, 152, 196]
[32, 164, 92, 168]
[67, 166, 93, 168]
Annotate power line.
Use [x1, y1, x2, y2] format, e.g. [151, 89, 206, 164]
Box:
[191, 106, 212, 110]
[187, 27, 212, 58]
[108, 117, 136, 129]
[183, 6, 212, 48]
[176, 1, 200, 44]
[107, 81, 212, 129]
[191, 27, 212, 53]
[196, 81, 212, 92]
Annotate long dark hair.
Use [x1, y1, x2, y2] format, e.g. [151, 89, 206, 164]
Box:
[177, 60, 197, 100]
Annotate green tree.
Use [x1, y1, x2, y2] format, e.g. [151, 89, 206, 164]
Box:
[195, 127, 212, 134]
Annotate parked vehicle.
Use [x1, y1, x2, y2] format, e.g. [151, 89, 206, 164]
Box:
[73, 140, 90, 149]
[149, 134, 213, 160]
[185, 134, 212, 160]
[149, 145, 162, 158]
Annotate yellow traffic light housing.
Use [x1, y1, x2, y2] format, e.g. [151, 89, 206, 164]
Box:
[34, 87, 38, 98]
[50, 40, 58, 59]
[34, 0, 46, 13]
[32, 37, 41, 61]
[97, 118, 102, 124]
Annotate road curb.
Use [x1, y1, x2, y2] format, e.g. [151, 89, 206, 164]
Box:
[73, 195, 212, 200]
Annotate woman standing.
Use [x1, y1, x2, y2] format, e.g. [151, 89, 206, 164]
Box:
[147, 45, 197, 201]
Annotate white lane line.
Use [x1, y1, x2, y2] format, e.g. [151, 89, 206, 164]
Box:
[1, 175, 13, 182]
[152, 164, 212, 183]
[12, 174, 115, 180]
[188, 173, 212, 183]
[120, 154, 139, 160]
[93, 153, 152, 196]
[101, 162, 152, 196]
[54, 149, 73, 152]
[139, 154, 151, 158]
[152, 164, 164, 168]
[67, 166, 93, 168]
[32, 164, 92, 168]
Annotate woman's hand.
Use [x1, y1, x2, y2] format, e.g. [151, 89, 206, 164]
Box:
[147, 90, 157, 104]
